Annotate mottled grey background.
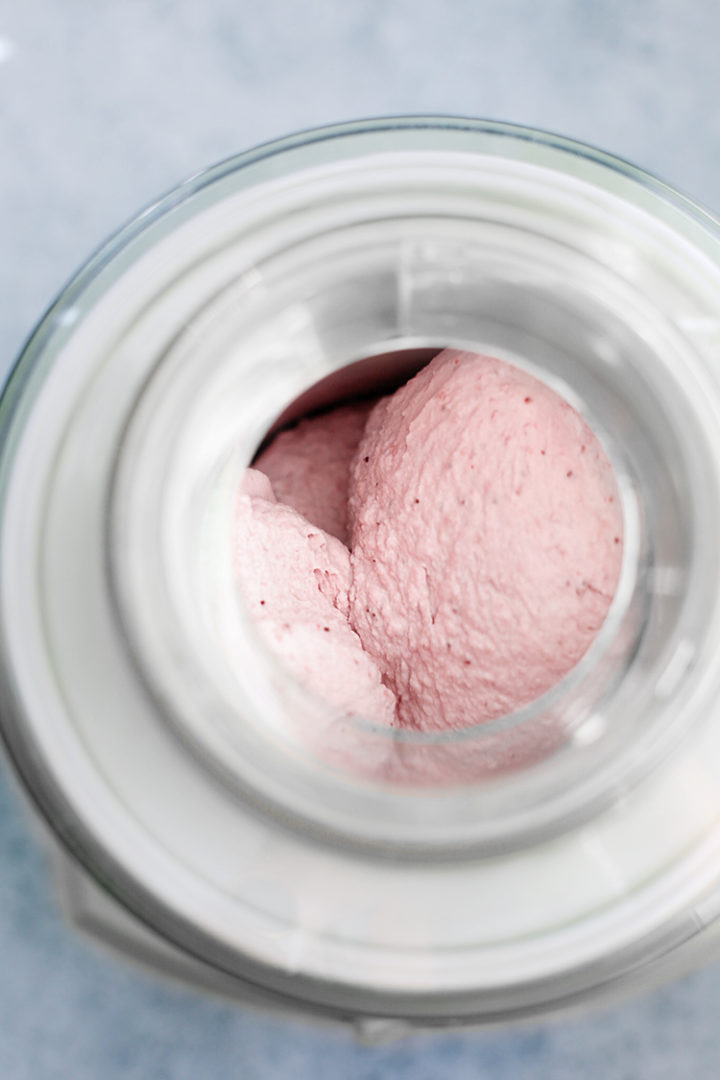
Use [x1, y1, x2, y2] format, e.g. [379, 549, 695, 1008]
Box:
[2, 1, 720, 1076]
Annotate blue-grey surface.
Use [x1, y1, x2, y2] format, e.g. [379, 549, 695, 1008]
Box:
[2, 0, 720, 1076]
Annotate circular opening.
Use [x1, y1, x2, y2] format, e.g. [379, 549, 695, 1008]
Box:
[235, 345, 635, 767]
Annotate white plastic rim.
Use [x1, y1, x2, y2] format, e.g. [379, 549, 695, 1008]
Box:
[2, 119, 720, 1024]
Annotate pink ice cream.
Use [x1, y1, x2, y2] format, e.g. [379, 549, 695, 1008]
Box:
[348, 351, 622, 731]
[235, 349, 623, 776]
[233, 468, 398, 774]
[234, 468, 395, 723]
[254, 400, 375, 543]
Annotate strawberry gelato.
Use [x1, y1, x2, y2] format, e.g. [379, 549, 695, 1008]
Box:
[254, 399, 375, 544]
[234, 349, 623, 776]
